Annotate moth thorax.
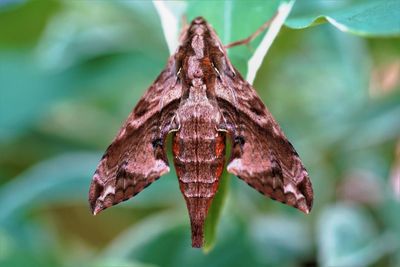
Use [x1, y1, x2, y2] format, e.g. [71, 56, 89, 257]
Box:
[187, 57, 203, 79]
[191, 34, 205, 58]
[188, 84, 207, 100]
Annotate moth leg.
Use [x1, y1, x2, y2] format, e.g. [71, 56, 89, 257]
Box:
[168, 114, 181, 133]
[152, 114, 180, 158]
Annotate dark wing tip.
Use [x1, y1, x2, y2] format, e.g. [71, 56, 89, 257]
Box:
[297, 200, 311, 214]
[296, 173, 314, 214]
[92, 204, 103, 216]
[88, 176, 104, 215]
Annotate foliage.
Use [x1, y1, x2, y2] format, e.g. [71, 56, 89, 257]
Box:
[286, 0, 400, 36]
[0, 0, 399, 267]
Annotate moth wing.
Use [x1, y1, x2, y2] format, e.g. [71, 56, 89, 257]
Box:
[216, 74, 313, 213]
[89, 57, 181, 214]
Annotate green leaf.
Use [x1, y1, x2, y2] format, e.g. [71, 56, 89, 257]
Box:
[0, 151, 183, 225]
[0, 152, 99, 224]
[249, 215, 312, 265]
[342, 91, 400, 149]
[91, 259, 158, 267]
[102, 212, 267, 267]
[0, 51, 62, 141]
[203, 171, 230, 253]
[0, 1, 169, 143]
[101, 211, 185, 260]
[286, 0, 400, 37]
[317, 203, 392, 267]
[36, 0, 167, 71]
[0, 0, 59, 45]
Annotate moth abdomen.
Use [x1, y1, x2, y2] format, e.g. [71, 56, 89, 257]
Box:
[172, 117, 226, 247]
[184, 196, 213, 248]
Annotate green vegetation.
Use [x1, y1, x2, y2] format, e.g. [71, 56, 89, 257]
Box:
[1, 1, 399, 266]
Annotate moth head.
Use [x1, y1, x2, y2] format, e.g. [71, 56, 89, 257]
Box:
[192, 16, 206, 25]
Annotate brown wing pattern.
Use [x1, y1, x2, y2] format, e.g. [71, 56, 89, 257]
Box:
[89, 57, 181, 215]
[216, 72, 313, 213]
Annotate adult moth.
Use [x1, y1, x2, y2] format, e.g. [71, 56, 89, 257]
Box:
[89, 17, 313, 248]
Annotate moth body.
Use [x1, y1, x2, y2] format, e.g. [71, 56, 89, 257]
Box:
[171, 18, 231, 247]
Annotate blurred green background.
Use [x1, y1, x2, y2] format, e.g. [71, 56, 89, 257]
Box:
[1, 1, 400, 267]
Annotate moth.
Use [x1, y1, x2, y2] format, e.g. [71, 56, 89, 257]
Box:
[89, 17, 313, 248]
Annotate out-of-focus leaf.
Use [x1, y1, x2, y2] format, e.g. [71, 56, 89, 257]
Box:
[0, 152, 99, 224]
[36, 1, 167, 70]
[0, 0, 27, 11]
[0, 151, 183, 225]
[318, 203, 392, 267]
[91, 259, 157, 267]
[0, 223, 60, 267]
[390, 141, 400, 200]
[337, 170, 383, 205]
[341, 90, 400, 149]
[249, 215, 312, 265]
[0, 1, 168, 143]
[101, 211, 185, 260]
[0, 0, 59, 45]
[379, 196, 400, 266]
[0, 51, 62, 141]
[0, 229, 12, 260]
[104, 210, 269, 267]
[286, 0, 400, 37]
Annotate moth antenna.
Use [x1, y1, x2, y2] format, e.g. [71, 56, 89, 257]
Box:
[178, 14, 189, 44]
[224, 12, 278, 49]
[181, 14, 188, 28]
